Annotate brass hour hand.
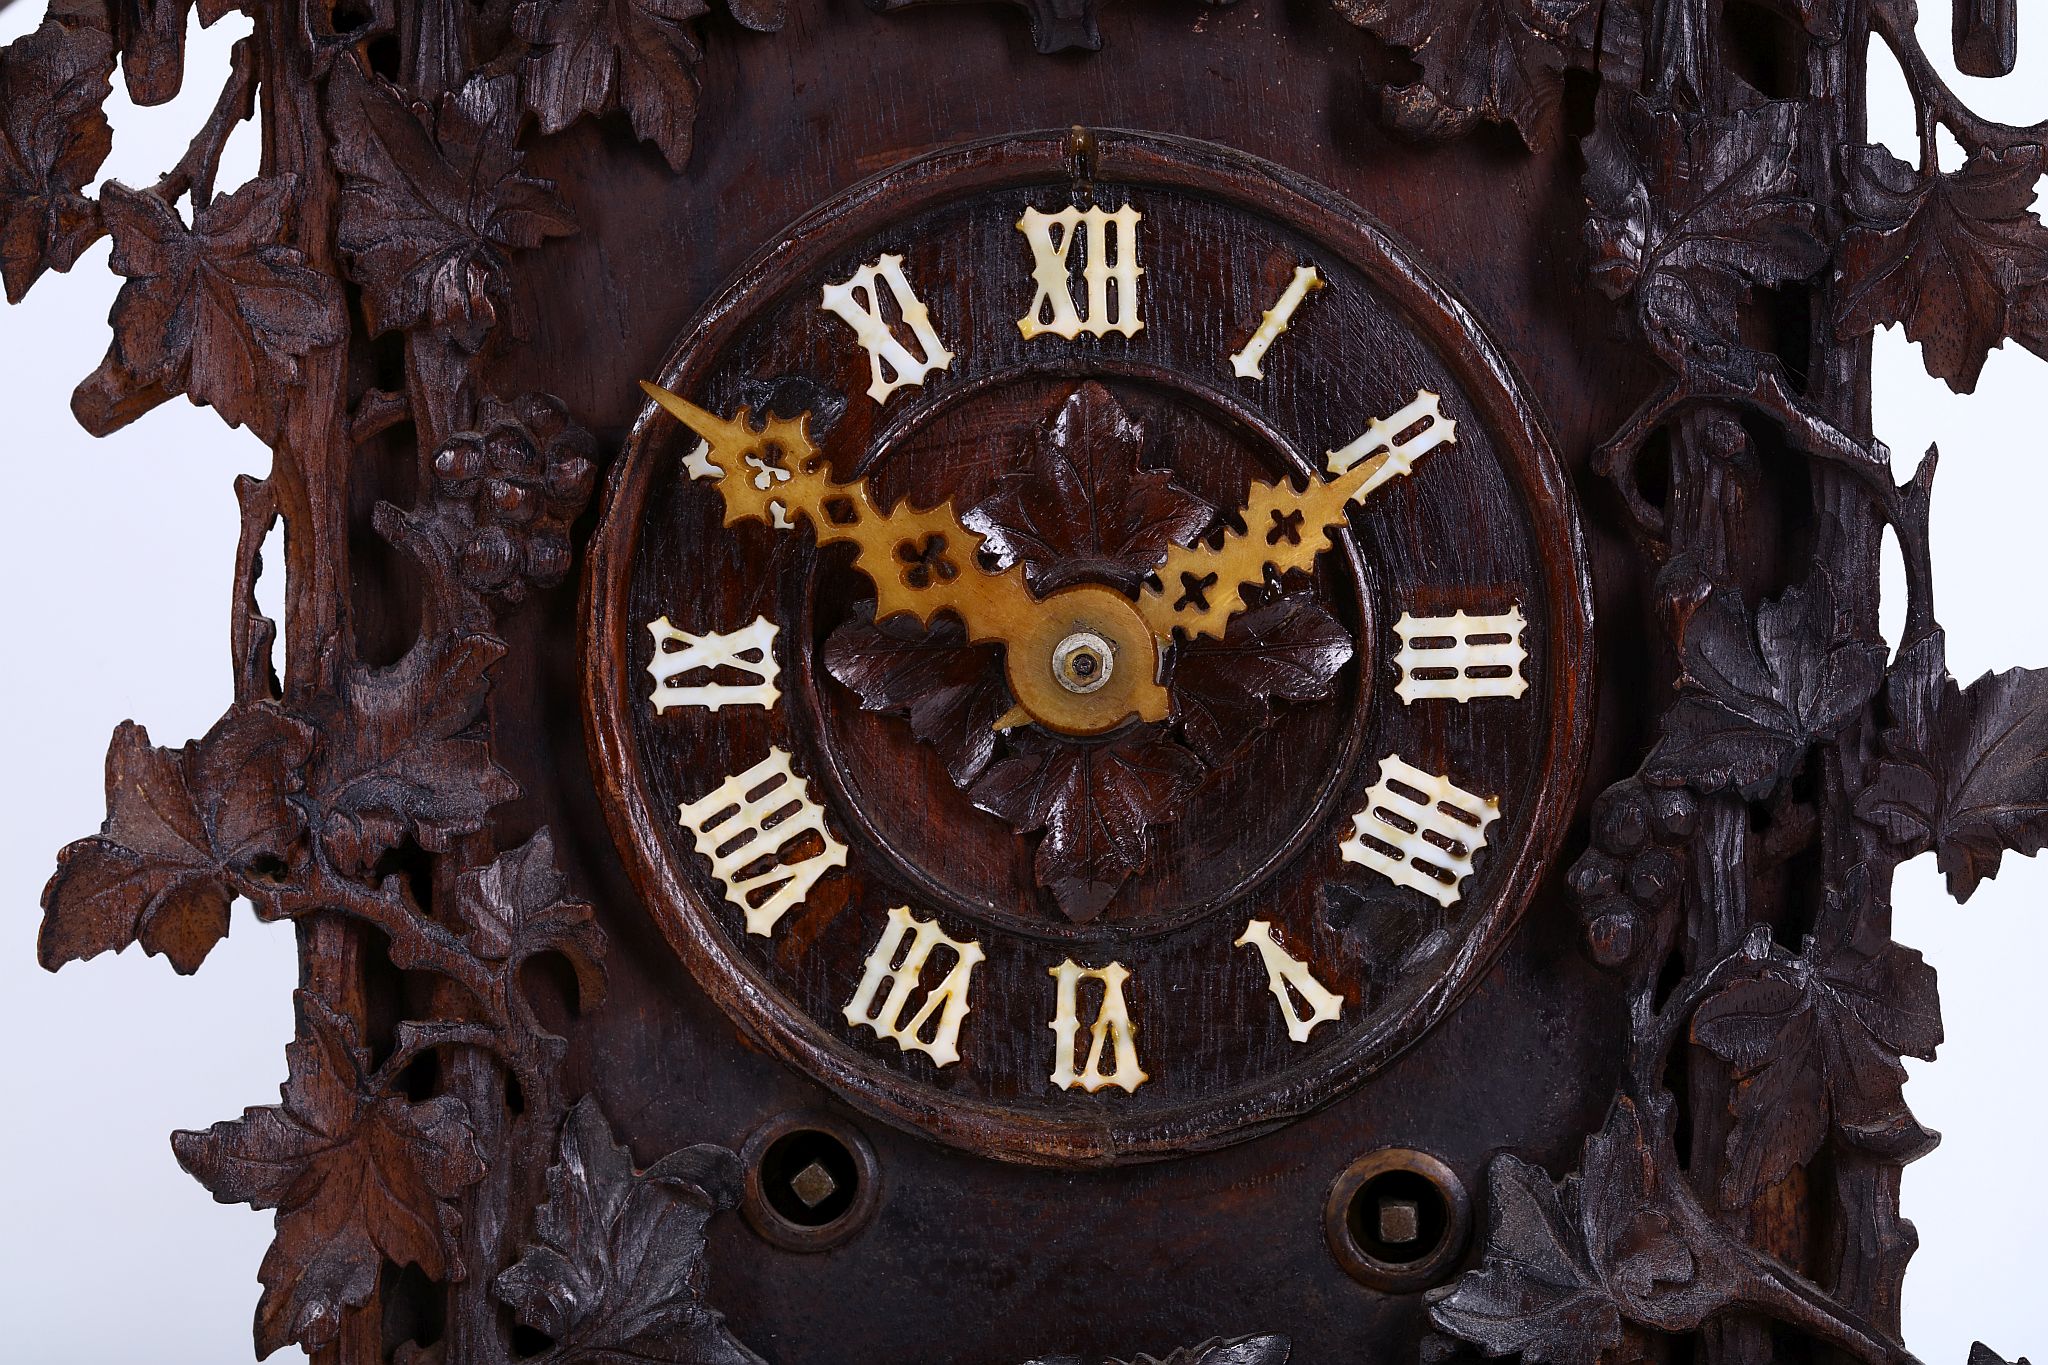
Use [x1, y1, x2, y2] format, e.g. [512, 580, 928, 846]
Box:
[640, 381, 1171, 735]
[1137, 390, 1457, 640]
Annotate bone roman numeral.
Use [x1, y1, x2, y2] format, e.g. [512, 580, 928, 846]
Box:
[677, 747, 847, 937]
[1229, 264, 1324, 379]
[842, 905, 984, 1067]
[1327, 389, 1457, 479]
[647, 615, 781, 712]
[1048, 960, 1147, 1093]
[1340, 755, 1500, 908]
[819, 253, 955, 403]
[1235, 919, 1343, 1043]
[1016, 204, 1143, 340]
[1394, 605, 1529, 704]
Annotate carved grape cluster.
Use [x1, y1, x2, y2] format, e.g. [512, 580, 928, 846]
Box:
[429, 394, 596, 602]
[1568, 776, 1694, 968]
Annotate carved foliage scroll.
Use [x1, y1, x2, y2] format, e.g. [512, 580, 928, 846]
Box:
[1407, 5, 2048, 1365]
[8, 0, 2048, 1359]
[825, 381, 1350, 922]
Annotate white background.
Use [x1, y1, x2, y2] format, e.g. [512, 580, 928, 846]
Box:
[0, 6, 2040, 1362]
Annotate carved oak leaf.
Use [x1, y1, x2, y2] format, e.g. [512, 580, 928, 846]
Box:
[970, 729, 1203, 922]
[328, 63, 576, 350]
[1836, 144, 2048, 394]
[0, 18, 113, 303]
[823, 601, 1011, 787]
[456, 829, 609, 1014]
[1583, 98, 1828, 386]
[40, 702, 312, 974]
[1856, 630, 2048, 902]
[514, 0, 711, 173]
[493, 1097, 762, 1364]
[1332, 0, 1593, 151]
[73, 177, 346, 441]
[1172, 589, 1352, 766]
[173, 991, 486, 1359]
[300, 634, 521, 876]
[964, 381, 1213, 595]
[1693, 906, 1943, 1207]
[1643, 576, 1885, 801]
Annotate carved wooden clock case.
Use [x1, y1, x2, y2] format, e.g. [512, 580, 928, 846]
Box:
[13, 0, 2046, 1360]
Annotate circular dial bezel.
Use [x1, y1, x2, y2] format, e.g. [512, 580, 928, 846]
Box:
[584, 129, 1594, 1166]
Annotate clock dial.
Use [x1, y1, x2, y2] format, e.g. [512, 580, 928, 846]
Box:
[585, 130, 1593, 1165]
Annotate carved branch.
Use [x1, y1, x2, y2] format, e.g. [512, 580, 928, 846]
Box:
[154, 33, 256, 212]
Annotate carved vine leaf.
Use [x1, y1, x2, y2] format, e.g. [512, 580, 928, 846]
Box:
[74, 177, 347, 441]
[328, 62, 576, 350]
[492, 1097, 762, 1365]
[963, 381, 1213, 595]
[455, 829, 609, 1015]
[298, 634, 521, 877]
[1583, 97, 1828, 386]
[1331, 0, 1593, 151]
[0, 17, 113, 304]
[40, 703, 312, 975]
[515, 0, 710, 173]
[1692, 908, 1942, 1209]
[1120, 1342, 1292, 1365]
[1425, 1147, 1630, 1365]
[822, 601, 1011, 788]
[173, 991, 486, 1359]
[1643, 576, 1886, 801]
[1022, 1337, 1293, 1365]
[1856, 629, 2048, 901]
[1173, 589, 1352, 766]
[1430, 1099, 1744, 1364]
[970, 730, 1204, 922]
[1836, 144, 2048, 394]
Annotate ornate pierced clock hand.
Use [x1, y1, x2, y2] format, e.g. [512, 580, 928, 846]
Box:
[1137, 390, 1457, 640]
[641, 381, 1171, 734]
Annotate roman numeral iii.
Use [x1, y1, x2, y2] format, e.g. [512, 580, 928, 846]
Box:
[1393, 605, 1529, 704]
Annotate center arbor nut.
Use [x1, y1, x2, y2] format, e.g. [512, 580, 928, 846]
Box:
[1052, 631, 1115, 694]
[998, 584, 1168, 736]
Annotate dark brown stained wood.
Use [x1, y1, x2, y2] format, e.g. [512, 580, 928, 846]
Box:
[8, 0, 2048, 1359]
[1953, 0, 2017, 78]
[584, 129, 1594, 1167]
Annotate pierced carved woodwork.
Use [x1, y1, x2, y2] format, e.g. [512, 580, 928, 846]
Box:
[9, 0, 2048, 1359]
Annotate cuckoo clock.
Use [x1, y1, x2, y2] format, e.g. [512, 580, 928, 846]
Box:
[10, 0, 2046, 1359]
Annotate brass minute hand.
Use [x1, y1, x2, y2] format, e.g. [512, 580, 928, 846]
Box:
[641, 381, 1171, 735]
[1137, 390, 1457, 641]
[640, 381, 1045, 639]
